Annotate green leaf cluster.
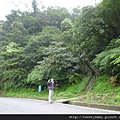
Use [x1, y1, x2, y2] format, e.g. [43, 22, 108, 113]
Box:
[92, 37, 120, 81]
[0, 0, 120, 90]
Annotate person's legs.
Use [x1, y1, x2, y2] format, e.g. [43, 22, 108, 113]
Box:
[49, 90, 52, 103]
[51, 90, 54, 103]
[48, 90, 51, 103]
[48, 90, 54, 104]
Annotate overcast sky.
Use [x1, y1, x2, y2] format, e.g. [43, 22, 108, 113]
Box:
[0, 0, 101, 20]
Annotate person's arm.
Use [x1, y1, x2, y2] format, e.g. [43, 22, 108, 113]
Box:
[55, 83, 58, 87]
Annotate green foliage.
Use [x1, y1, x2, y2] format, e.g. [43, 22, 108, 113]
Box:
[26, 65, 44, 85]
[66, 73, 82, 83]
[100, 0, 120, 39]
[92, 37, 120, 81]
[1, 0, 120, 92]
[27, 41, 80, 85]
[3, 87, 48, 100]
[78, 76, 91, 93]
[92, 74, 113, 94]
[72, 5, 105, 59]
[57, 74, 119, 105]
[23, 26, 61, 71]
[2, 75, 120, 105]
[81, 75, 120, 105]
[1, 68, 27, 90]
[61, 18, 73, 31]
[43, 6, 71, 28]
[22, 16, 42, 34]
[55, 82, 81, 99]
[6, 42, 23, 56]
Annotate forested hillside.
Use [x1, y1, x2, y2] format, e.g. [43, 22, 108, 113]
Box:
[0, 0, 120, 91]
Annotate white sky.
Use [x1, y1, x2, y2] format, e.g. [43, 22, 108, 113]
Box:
[0, 0, 101, 20]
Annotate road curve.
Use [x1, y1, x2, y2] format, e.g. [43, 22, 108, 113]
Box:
[0, 97, 119, 114]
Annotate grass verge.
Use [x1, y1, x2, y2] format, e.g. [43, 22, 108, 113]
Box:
[1, 75, 120, 105]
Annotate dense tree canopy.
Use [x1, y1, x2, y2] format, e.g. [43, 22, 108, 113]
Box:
[0, 0, 120, 90]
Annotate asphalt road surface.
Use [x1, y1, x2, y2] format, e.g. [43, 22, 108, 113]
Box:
[0, 97, 120, 114]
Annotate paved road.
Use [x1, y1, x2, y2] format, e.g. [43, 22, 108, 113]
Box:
[0, 97, 120, 114]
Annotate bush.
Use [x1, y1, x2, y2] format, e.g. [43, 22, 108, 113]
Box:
[66, 73, 82, 83]
[92, 74, 113, 93]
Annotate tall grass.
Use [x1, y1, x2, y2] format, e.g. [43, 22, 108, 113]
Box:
[1, 74, 120, 105]
[81, 74, 120, 105]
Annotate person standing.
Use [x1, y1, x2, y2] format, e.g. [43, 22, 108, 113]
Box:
[47, 78, 55, 104]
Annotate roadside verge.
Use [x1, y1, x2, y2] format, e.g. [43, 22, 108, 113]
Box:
[55, 98, 120, 111]
[70, 101, 120, 111]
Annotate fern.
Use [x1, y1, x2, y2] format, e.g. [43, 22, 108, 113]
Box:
[92, 37, 120, 75]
